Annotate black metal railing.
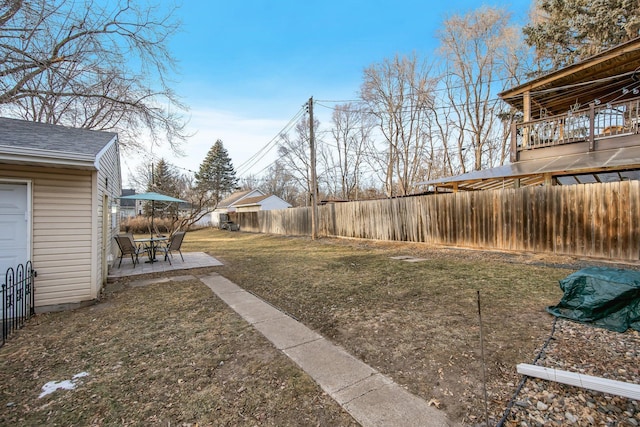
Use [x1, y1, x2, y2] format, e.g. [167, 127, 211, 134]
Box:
[2, 261, 36, 347]
[512, 96, 640, 159]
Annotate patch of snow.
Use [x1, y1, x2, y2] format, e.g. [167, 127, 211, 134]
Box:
[39, 372, 89, 398]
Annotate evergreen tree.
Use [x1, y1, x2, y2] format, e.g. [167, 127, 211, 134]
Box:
[148, 158, 180, 196]
[145, 158, 181, 217]
[523, 0, 640, 71]
[195, 140, 238, 205]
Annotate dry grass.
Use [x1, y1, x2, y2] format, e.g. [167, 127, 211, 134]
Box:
[0, 276, 356, 426]
[1, 228, 619, 425]
[184, 229, 598, 424]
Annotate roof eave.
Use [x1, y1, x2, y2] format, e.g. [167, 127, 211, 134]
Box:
[93, 135, 118, 168]
[499, 37, 640, 102]
[0, 145, 98, 170]
[419, 146, 640, 190]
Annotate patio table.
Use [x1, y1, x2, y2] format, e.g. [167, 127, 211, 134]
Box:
[134, 236, 169, 263]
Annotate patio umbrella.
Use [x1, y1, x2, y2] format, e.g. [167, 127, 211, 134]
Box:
[120, 191, 186, 238]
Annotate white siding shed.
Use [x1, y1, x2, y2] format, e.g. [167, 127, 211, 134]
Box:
[0, 117, 121, 311]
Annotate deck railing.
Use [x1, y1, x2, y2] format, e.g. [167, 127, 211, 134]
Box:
[512, 97, 640, 159]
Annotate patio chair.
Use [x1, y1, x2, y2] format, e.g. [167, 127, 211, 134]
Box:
[160, 231, 186, 265]
[114, 234, 144, 268]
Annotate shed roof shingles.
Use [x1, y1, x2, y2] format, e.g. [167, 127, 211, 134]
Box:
[218, 190, 256, 208]
[0, 117, 117, 159]
[234, 195, 270, 206]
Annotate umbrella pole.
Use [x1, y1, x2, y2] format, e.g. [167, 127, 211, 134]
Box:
[150, 200, 155, 262]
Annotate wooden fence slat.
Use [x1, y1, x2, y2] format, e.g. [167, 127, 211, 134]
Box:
[583, 184, 594, 258]
[574, 184, 584, 256]
[558, 185, 568, 255]
[236, 181, 640, 262]
[631, 181, 640, 260]
[619, 182, 630, 260]
[590, 186, 608, 257]
[504, 189, 513, 251]
[610, 183, 621, 259]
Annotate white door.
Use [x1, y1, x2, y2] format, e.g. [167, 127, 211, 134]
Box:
[0, 182, 29, 279]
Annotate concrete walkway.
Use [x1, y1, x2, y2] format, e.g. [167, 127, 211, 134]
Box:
[199, 273, 455, 427]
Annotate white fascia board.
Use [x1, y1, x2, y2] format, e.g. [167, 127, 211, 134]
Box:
[233, 202, 262, 208]
[517, 364, 640, 400]
[93, 135, 118, 169]
[0, 146, 96, 169]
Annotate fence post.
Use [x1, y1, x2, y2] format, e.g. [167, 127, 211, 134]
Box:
[2, 283, 6, 346]
[27, 261, 35, 316]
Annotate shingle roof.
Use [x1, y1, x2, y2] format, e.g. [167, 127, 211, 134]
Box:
[218, 190, 254, 208]
[233, 194, 270, 206]
[0, 117, 116, 155]
[0, 117, 117, 167]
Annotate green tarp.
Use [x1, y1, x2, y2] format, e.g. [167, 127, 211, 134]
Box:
[547, 267, 640, 332]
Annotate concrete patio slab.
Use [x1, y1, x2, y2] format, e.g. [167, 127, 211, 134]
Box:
[108, 252, 222, 279]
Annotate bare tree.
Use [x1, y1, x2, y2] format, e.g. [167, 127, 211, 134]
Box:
[437, 6, 518, 172]
[326, 103, 375, 200]
[497, 28, 536, 164]
[277, 116, 322, 206]
[238, 174, 261, 191]
[361, 54, 437, 196]
[259, 161, 304, 206]
[0, 0, 188, 152]
[422, 105, 457, 180]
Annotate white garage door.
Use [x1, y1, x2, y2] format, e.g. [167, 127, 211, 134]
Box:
[0, 182, 30, 279]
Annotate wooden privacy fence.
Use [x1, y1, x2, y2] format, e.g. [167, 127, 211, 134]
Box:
[236, 181, 640, 262]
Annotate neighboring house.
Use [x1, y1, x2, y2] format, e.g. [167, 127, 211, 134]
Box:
[422, 37, 640, 191]
[120, 188, 142, 219]
[233, 194, 292, 213]
[0, 117, 121, 312]
[211, 189, 291, 226]
[217, 189, 262, 213]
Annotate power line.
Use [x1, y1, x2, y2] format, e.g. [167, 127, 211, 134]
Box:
[236, 106, 307, 177]
[133, 107, 308, 183]
[314, 73, 520, 105]
[506, 71, 636, 98]
[315, 97, 506, 117]
[316, 70, 640, 115]
[315, 98, 363, 103]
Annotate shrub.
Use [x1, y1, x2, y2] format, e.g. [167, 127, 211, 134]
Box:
[120, 216, 173, 234]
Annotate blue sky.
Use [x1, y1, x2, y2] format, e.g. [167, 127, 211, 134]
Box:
[123, 0, 533, 186]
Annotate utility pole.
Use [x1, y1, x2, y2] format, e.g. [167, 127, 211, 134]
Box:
[308, 96, 319, 240]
